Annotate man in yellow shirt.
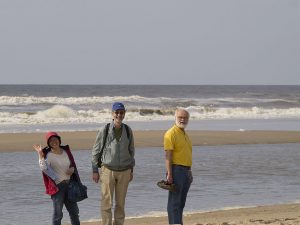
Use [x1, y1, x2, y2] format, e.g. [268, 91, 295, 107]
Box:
[164, 107, 193, 225]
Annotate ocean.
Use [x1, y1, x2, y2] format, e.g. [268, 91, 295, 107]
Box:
[1, 85, 300, 224]
[1, 144, 300, 225]
[1, 85, 300, 132]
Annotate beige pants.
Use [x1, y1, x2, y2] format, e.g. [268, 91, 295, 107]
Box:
[100, 166, 131, 225]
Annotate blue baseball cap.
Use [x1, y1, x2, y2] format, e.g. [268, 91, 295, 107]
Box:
[112, 102, 125, 111]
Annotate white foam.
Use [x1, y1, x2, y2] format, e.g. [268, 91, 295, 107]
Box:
[36, 105, 76, 118]
[1, 105, 300, 126]
[0, 95, 162, 106]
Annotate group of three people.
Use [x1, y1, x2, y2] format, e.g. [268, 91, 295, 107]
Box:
[34, 102, 193, 225]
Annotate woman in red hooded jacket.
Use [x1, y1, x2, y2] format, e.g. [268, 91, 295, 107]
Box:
[33, 132, 80, 225]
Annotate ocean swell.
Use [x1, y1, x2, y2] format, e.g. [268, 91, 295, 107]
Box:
[1, 104, 300, 125]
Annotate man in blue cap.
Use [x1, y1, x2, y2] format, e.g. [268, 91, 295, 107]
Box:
[91, 102, 135, 225]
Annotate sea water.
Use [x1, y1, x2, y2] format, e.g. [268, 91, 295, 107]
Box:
[1, 85, 300, 133]
[1, 143, 300, 225]
[1, 85, 300, 224]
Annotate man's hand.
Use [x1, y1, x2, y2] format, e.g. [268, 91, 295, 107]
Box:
[165, 150, 173, 184]
[166, 172, 173, 184]
[129, 172, 133, 182]
[92, 172, 100, 183]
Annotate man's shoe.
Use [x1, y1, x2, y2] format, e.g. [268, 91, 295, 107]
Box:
[157, 180, 177, 192]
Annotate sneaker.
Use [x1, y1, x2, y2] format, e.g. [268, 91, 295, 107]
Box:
[157, 180, 177, 192]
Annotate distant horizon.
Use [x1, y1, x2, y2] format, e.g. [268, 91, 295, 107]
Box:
[0, 83, 299, 86]
[0, 84, 300, 86]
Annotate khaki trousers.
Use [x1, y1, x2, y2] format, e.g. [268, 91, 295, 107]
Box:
[100, 166, 131, 225]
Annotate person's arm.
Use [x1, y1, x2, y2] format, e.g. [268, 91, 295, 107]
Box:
[91, 129, 104, 183]
[39, 159, 58, 181]
[165, 150, 173, 184]
[128, 127, 135, 182]
[33, 144, 58, 181]
[33, 144, 44, 161]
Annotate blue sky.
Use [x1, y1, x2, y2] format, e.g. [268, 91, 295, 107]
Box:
[0, 1, 299, 85]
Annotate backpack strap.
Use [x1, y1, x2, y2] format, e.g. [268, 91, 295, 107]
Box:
[102, 123, 110, 150]
[98, 123, 110, 167]
[123, 123, 133, 157]
[123, 123, 130, 139]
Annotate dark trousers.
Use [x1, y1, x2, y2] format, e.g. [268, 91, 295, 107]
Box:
[167, 166, 193, 225]
[51, 180, 80, 225]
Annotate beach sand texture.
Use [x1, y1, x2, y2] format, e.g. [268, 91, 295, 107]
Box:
[65, 203, 300, 225]
[1, 130, 300, 152]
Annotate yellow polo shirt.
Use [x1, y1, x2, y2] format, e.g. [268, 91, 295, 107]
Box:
[164, 125, 192, 167]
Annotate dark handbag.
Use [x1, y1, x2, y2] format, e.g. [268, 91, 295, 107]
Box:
[68, 174, 88, 202]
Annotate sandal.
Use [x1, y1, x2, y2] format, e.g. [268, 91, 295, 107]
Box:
[157, 180, 177, 192]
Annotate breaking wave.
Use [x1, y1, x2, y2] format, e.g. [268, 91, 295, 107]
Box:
[1, 104, 300, 125]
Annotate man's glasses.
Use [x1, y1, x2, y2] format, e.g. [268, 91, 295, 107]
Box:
[114, 110, 125, 115]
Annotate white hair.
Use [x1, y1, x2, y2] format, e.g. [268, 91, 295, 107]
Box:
[175, 107, 190, 118]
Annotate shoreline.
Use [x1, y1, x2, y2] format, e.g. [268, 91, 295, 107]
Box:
[0, 130, 300, 152]
[66, 203, 300, 225]
[2, 130, 300, 224]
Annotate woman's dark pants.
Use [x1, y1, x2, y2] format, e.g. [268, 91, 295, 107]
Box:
[51, 180, 80, 225]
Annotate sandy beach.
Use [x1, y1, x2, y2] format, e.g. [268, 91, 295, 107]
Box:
[0, 130, 300, 152]
[69, 203, 300, 225]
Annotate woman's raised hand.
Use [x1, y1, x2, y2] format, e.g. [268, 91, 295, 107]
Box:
[33, 144, 44, 159]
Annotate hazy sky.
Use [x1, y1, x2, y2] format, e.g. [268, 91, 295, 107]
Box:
[0, 1, 299, 85]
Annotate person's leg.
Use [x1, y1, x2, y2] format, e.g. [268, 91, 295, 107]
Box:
[64, 189, 80, 225]
[167, 166, 191, 225]
[100, 167, 115, 225]
[51, 182, 66, 225]
[114, 169, 131, 225]
[179, 170, 192, 211]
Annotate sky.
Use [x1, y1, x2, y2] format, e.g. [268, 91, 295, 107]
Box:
[0, 0, 299, 85]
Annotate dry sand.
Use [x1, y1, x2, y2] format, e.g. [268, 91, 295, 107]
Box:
[1, 130, 300, 152]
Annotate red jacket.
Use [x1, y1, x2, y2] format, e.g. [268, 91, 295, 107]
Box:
[41, 145, 79, 196]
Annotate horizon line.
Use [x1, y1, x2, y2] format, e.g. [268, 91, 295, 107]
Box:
[0, 83, 300, 86]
